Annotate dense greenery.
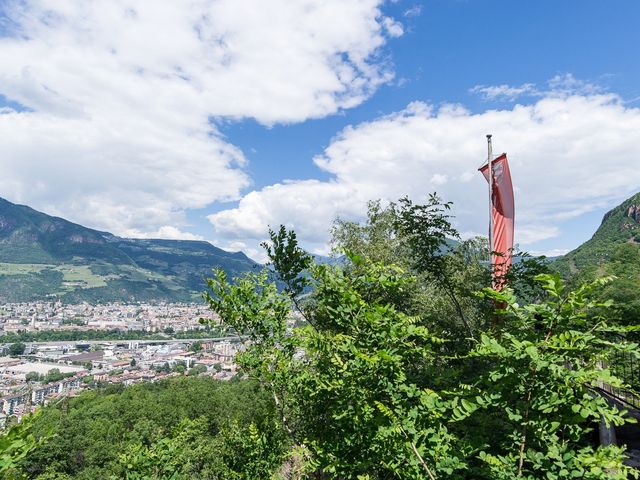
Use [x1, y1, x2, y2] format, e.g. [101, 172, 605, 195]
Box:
[11, 377, 287, 479]
[0, 326, 229, 344]
[553, 191, 640, 325]
[0, 196, 258, 303]
[202, 195, 639, 479]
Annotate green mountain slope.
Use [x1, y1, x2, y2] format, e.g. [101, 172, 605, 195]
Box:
[554, 191, 640, 322]
[0, 197, 258, 302]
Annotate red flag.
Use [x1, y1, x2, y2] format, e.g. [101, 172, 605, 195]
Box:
[479, 153, 515, 288]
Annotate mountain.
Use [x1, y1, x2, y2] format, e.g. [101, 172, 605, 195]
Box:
[0, 197, 259, 303]
[553, 191, 640, 322]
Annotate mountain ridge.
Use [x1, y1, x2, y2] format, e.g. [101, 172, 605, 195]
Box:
[0, 197, 259, 303]
[553, 191, 640, 323]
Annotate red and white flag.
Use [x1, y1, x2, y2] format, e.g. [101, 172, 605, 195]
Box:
[479, 153, 515, 288]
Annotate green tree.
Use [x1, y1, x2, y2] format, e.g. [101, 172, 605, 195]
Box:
[8, 343, 26, 357]
[44, 369, 64, 384]
[204, 210, 638, 478]
[20, 377, 285, 479]
[0, 412, 45, 479]
[173, 363, 186, 374]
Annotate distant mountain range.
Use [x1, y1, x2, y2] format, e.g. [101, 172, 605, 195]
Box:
[0, 197, 259, 303]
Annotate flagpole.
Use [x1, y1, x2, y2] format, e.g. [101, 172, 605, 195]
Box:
[486, 134, 494, 266]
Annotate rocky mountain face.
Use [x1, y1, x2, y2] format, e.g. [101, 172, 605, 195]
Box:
[0, 197, 258, 303]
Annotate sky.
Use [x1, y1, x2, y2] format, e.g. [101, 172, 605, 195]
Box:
[0, 0, 639, 262]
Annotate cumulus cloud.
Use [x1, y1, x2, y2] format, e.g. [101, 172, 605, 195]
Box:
[0, 0, 399, 238]
[209, 91, 640, 254]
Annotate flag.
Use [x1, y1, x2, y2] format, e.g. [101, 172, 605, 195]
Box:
[479, 153, 515, 288]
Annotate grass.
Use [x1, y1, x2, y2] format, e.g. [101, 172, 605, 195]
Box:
[57, 265, 108, 290]
[0, 262, 110, 290]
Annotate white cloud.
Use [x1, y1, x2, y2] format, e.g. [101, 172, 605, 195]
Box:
[471, 74, 604, 102]
[470, 83, 538, 101]
[516, 225, 560, 245]
[403, 5, 422, 18]
[126, 226, 204, 241]
[0, 0, 399, 236]
[528, 248, 570, 258]
[209, 91, 640, 254]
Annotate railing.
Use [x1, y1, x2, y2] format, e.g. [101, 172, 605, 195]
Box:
[606, 347, 640, 410]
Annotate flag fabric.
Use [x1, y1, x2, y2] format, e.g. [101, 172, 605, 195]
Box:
[479, 153, 515, 288]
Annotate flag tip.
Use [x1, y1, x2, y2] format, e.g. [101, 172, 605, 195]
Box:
[486, 134, 492, 139]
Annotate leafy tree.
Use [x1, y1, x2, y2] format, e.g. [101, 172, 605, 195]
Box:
[8, 342, 26, 357]
[44, 369, 64, 384]
[114, 417, 286, 480]
[204, 204, 638, 478]
[173, 363, 186, 374]
[0, 412, 46, 479]
[25, 372, 40, 383]
[20, 377, 285, 479]
[187, 364, 207, 376]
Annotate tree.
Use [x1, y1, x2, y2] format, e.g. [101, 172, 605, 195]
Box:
[173, 363, 186, 375]
[44, 369, 63, 384]
[204, 201, 639, 478]
[8, 343, 26, 357]
[0, 412, 45, 479]
[129, 358, 136, 367]
[25, 372, 40, 383]
[189, 341, 202, 353]
[18, 377, 285, 479]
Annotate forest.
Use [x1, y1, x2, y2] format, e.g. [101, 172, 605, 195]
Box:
[2, 195, 639, 479]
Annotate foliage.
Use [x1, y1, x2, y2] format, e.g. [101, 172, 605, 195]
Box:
[0, 412, 46, 480]
[330, 197, 549, 345]
[466, 275, 638, 479]
[553, 191, 640, 327]
[114, 417, 287, 480]
[203, 196, 639, 479]
[0, 325, 228, 344]
[8, 342, 26, 356]
[262, 225, 312, 297]
[18, 377, 288, 479]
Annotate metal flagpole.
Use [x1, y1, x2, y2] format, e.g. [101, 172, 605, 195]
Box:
[486, 134, 494, 266]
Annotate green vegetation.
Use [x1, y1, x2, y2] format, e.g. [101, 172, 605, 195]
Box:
[15, 377, 286, 479]
[554, 191, 640, 326]
[200, 195, 639, 479]
[8, 342, 26, 356]
[0, 412, 44, 480]
[0, 326, 229, 344]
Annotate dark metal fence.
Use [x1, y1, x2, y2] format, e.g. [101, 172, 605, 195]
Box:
[606, 348, 640, 410]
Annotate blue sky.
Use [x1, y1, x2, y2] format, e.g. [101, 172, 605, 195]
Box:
[1, 0, 639, 260]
